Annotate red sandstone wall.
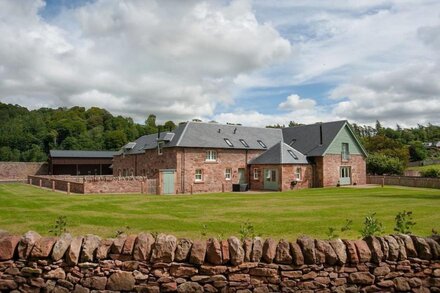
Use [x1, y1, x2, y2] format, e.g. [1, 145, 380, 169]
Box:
[176, 148, 263, 194]
[322, 154, 366, 187]
[280, 164, 313, 191]
[0, 232, 439, 292]
[0, 162, 48, 180]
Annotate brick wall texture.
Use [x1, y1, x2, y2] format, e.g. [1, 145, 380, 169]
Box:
[0, 162, 48, 180]
[0, 231, 439, 292]
[112, 147, 367, 194]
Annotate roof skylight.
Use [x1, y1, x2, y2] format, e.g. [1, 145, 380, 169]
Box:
[288, 150, 298, 160]
[224, 138, 234, 147]
[257, 140, 267, 148]
[239, 139, 249, 148]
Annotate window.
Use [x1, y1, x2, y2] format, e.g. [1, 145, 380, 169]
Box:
[288, 150, 298, 160]
[257, 140, 267, 148]
[195, 169, 203, 182]
[205, 150, 217, 161]
[295, 167, 302, 181]
[158, 141, 164, 155]
[289, 139, 297, 146]
[224, 138, 234, 147]
[239, 139, 249, 148]
[342, 143, 350, 161]
[253, 168, 259, 180]
[225, 168, 232, 180]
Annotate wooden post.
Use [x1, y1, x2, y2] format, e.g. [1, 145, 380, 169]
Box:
[381, 176, 384, 188]
[52, 180, 55, 192]
[222, 183, 225, 193]
[141, 181, 144, 194]
[67, 182, 70, 195]
[29, 178, 32, 185]
[39, 179, 42, 187]
[190, 184, 193, 195]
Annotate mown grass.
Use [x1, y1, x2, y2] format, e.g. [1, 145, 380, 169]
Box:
[0, 183, 439, 240]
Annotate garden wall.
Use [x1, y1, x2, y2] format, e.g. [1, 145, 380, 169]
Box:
[0, 231, 439, 292]
[0, 162, 48, 181]
[27, 175, 158, 194]
[367, 175, 440, 189]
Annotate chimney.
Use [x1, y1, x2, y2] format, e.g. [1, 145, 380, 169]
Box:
[319, 123, 323, 145]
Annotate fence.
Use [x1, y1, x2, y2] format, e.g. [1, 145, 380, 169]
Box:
[28, 175, 158, 194]
[367, 175, 440, 189]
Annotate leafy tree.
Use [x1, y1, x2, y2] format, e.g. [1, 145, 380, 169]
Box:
[145, 114, 158, 134]
[104, 130, 127, 150]
[408, 141, 428, 161]
[367, 153, 404, 175]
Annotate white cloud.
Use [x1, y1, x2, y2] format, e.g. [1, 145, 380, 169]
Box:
[0, 0, 291, 122]
[278, 94, 316, 111]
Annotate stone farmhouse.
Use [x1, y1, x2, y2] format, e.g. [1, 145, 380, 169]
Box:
[112, 120, 367, 194]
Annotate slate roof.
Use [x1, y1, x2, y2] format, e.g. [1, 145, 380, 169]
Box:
[249, 142, 308, 165]
[121, 133, 160, 154]
[166, 122, 282, 150]
[49, 150, 117, 158]
[281, 120, 347, 156]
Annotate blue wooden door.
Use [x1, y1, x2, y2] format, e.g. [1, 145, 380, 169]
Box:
[162, 171, 175, 194]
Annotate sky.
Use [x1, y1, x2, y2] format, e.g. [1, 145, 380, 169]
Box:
[1, 0, 440, 127]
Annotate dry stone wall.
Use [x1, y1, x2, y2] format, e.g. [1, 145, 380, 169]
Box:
[0, 231, 439, 292]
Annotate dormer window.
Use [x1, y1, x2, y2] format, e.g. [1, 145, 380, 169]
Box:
[239, 139, 249, 148]
[224, 138, 234, 147]
[158, 141, 164, 155]
[206, 150, 217, 161]
[257, 140, 267, 148]
[288, 150, 298, 160]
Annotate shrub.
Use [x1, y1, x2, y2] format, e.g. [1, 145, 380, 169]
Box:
[394, 210, 416, 234]
[360, 213, 384, 237]
[367, 153, 404, 175]
[49, 216, 68, 236]
[239, 220, 259, 241]
[420, 168, 440, 178]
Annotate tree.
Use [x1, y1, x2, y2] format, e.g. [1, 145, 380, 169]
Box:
[408, 141, 428, 161]
[367, 153, 404, 175]
[145, 114, 157, 134]
[104, 130, 127, 150]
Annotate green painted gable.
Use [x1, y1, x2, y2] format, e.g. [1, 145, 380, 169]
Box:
[325, 124, 366, 156]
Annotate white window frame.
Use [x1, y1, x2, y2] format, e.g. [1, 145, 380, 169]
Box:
[205, 150, 217, 162]
[342, 143, 350, 161]
[195, 169, 203, 182]
[158, 141, 164, 155]
[225, 168, 232, 180]
[295, 167, 302, 181]
[253, 168, 259, 180]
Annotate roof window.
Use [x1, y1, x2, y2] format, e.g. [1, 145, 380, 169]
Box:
[224, 138, 234, 147]
[289, 139, 296, 146]
[239, 139, 249, 148]
[257, 140, 267, 148]
[288, 150, 298, 160]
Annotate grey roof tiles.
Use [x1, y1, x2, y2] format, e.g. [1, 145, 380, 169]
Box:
[49, 150, 117, 158]
[249, 142, 309, 165]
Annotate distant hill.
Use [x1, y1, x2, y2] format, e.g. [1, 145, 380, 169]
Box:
[0, 102, 176, 162]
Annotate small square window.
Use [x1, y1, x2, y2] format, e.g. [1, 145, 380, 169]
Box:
[206, 150, 217, 161]
[225, 168, 232, 180]
[253, 168, 259, 180]
[195, 169, 203, 182]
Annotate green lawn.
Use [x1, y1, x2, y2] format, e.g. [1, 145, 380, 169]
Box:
[0, 183, 439, 240]
[407, 164, 440, 172]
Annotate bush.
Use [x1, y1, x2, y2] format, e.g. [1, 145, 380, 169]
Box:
[49, 216, 68, 236]
[360, 213, 384, 237]
[367, 153, 404, 175]
[394, 210, 415, 234]
[420, 168, 440, 178]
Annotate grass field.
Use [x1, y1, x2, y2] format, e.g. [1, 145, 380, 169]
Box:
[407, 164, 440, 172]
[0, 183, 439, 240]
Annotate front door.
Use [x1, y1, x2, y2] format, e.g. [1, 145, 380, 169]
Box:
[339, 166, 351, 185]
[162, 170, 175, 194]
[238, 168, 246, 184]
[264, 168, 279, 190]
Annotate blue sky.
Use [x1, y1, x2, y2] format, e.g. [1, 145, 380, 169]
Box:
[1, 0, 440, 127]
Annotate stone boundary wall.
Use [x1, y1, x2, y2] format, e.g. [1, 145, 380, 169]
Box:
[0, 162, 48, 181]
[367, 175, 440, 189]
[27, 176, 158, 194]
[0, 231, 439, 292]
